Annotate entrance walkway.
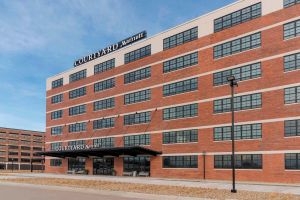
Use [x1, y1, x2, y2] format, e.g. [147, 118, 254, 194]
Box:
[1, 173, 300, 195]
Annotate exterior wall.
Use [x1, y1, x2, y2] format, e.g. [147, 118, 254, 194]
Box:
[45, 0, 300, 183]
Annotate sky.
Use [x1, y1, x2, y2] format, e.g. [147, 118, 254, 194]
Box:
[0, 0, 235, 132]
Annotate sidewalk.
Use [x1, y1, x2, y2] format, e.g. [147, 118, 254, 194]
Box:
[1, 173, 300, 195]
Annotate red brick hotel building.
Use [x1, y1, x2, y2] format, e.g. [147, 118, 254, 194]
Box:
[45, 0, 300, 183]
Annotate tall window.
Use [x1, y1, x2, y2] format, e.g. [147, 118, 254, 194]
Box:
[51, 78, 63, 89]
[214, 93, 262, 113]
[123, 156, 150, 172]
[93, 137, 114, 148]
[285, 153, 300, 169]
[284, 19, 300, 40]
[93, 118, 115, 129]
[69, 87, 86, 99]
[284, 86, 300, 104]
[214, 123, 262, 141]
[213, 63, 261, 86]
[163, 129, 198, 144]
[94, 78, 115, 92]
[214, 32, 261, 59]
[214, 154, 262, 169]
[163, 52, 198, 73]
[163, 104, 198, 120]
[51, 110, 63, 120]
[124, 134, 150, 147]
[124, 111, 151, 125]
[124, 89, 151, 105]
[163, 156, 198, 168]
[51, 94, 63, 104]
[50, 142, 62, 151]
[69, 105, 86, 116]
[214, 3, 261, 32]
[94, 58, 115, 74]
[163, 27, 198, 50]
[94, 97, 115, 111]
[124, 45, 151, 64]
[163, 78, 198, 96]
[124, 66, 151, 84]
[284, 53, 300, 72]
[69, 69, 86, 83]
[68, 122, 87, 133]
[285, 119, 300, 137]
[284, 0, 300, 8]
[51, 126, 63, 136]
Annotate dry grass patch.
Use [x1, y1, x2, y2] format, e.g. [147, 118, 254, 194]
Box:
[1, 177, 299, 200]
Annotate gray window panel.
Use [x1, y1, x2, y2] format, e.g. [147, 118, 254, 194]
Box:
[94, 58, 115, 74]
[94, 78, 115, 92]
[163, 52, 198, 73]
[284, 19, 300, 40]
[163, 104, 198, 120]
[69, 69, 86, 83]
[214, 124, 262, 141]
[124, 89, 151, 104]
[124, 45, 151, 64]
[214, 154, 262, 169]
[93, 137, 114, 148]
[163, 78, 198, 96]
[163, 156, 198, 168]
[52, 78, 63, 89]
[163, 129, 198, 144]
[68, 122, 87, 133]
[69, 87, 86, 99]
[69, 105, 86, 116]
[124, 66, 151, 84]
[51, 94, 63, 104]
[284, 0, 300, 8]
[124, 134, 150, 147]
[163, 27, 198, 50]
[124, 111, 151, 125]
[51, 110, 63, 120]
[285, 86, 300, 104]
[94, 97, 115, 111]
[93, 118, 115, 129]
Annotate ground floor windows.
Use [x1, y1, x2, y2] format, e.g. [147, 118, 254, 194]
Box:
[285, 153, 300, 170]
[68, 158, 86, 172]
[93, 158, 114, 175]
[163, 156, 198, 168]
[50, 159, 62, 167]
[214, 154, 262, 169]
[123, 156, 150, 173]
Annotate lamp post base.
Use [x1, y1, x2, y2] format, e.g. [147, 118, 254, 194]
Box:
[231, 189, 237, 193]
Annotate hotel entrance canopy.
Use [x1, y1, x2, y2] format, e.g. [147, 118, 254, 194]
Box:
[39, 146, 161, 158]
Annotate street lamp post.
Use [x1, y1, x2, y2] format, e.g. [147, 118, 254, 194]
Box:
[227, 76, 238, 193]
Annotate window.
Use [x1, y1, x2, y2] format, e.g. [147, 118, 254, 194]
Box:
[214, 154, 262, 169]
[214, 123, 262, 141]
[94, 58, 115, 74]
[124, 89, 151, 105]
[51, 110, 63, 120]
[124, 134, 150, 147]
[51, 94, 63, 104]
[163, 103, 198, 120]
[284, 19, 300, 40]
[52, 78, 63, 89]
[21, 152, 30, 156]
[285, 119, 300, 137]
[214, 32, 261, 59]
[163, 27, 198, 50]
[33, 147, 43, 151]
[51, 126, 63, 136]
[163, 129, 198, 144]
[124, 45, 151, 64]
[123, 156, 150, 172]
[93, 117, 115, 129]
[124, 111, 151, 125]
[163, 78, 198, 96]
[9, 145, 18, 149]
[69, 104, 86, 116]
[68, 140, 86, 146]
[284, 0, 300, 8]
[94, 97, 115, 111]
[214, 93, 262, 113]
[213, 62, 261, 86]
[9, 151, 18, 156]
[68, 158, 85, 171]
[69, 69, 86, 83]
[163, 156, 198, 168]
[124, 67, 151, 84]
[69, 122, 87, 133]
[50, 142, 62, 151]
[21, 146, 31, 150]
[285, 153, 300, 169]
[93, 137, 114, 148]
[94, 78, 115, 92]
[284, 53, 300, 72]
[163, 52, 198, 73]
[50, 159, 62, 167]
[284, 86, 300, 104]
[214, 3, 261, 32]
[69, 87, 86, 99]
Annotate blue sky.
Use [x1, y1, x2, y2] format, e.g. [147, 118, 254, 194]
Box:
[0, 0, 235, 132]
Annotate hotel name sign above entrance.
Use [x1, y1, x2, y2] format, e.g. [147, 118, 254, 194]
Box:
[74, 31, 147, 67]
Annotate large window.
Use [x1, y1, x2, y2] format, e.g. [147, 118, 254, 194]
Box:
[50, 159, 62, 167]
[51, 110, 63, 120]
[94, 58, 115, 74]
[51, 94, 63, 104]
[285, 153, 300, 169]
[214, 32, 261, 59]
[94, 78, 115, 92]
[163, 78, 198, 96]
[285, 119, 300, 137]
[214, 123, 262, 141]
[213, 62, 261, 86]
[69, 105, 86, 116]
[163, 52, 198, 73]
[124, 45, 151, 64]
[214, 93, 262, 113]
[94, 97, 115, 111]
[124, 134, 150, 147]
[68, 122, 87, 133]
[69, 69, 86, 83]
[69, 87, 86, 99]
[284, 0, 300, 8]
[68, 158, 86, 171]
[124, 111, 151, 125]
[284, 53, 300, 72]
[214, 154, 262, 169]
[51, 78, 63, 89]
[163, 156, 198, 168]
[284, 19, 300, 40]
[124, 66, 151, 84]
[123, 156, 150, 172]
[124, 89, 151, 105]
[51, 126, 63, 136]
[284, 86, 300, 104]
[68, 140, 86, 146]
[163, 104, 198, 120]
[93, 117, 115, 129]
[163, 27, 198, 50]
[214, 3, 261, 32]
[50, 142, 62, 151]
[163, 129, 198, 144]
[93, 137, 114, 148]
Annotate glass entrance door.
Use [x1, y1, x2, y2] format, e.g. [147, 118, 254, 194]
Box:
[93, 158, 114, 175]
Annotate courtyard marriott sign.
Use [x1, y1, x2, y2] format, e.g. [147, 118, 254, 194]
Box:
[74, 31, 147, 67]
[54, 144, 102, 152]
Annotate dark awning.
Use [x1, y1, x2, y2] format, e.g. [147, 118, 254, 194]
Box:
[38, 146, 161, 158]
